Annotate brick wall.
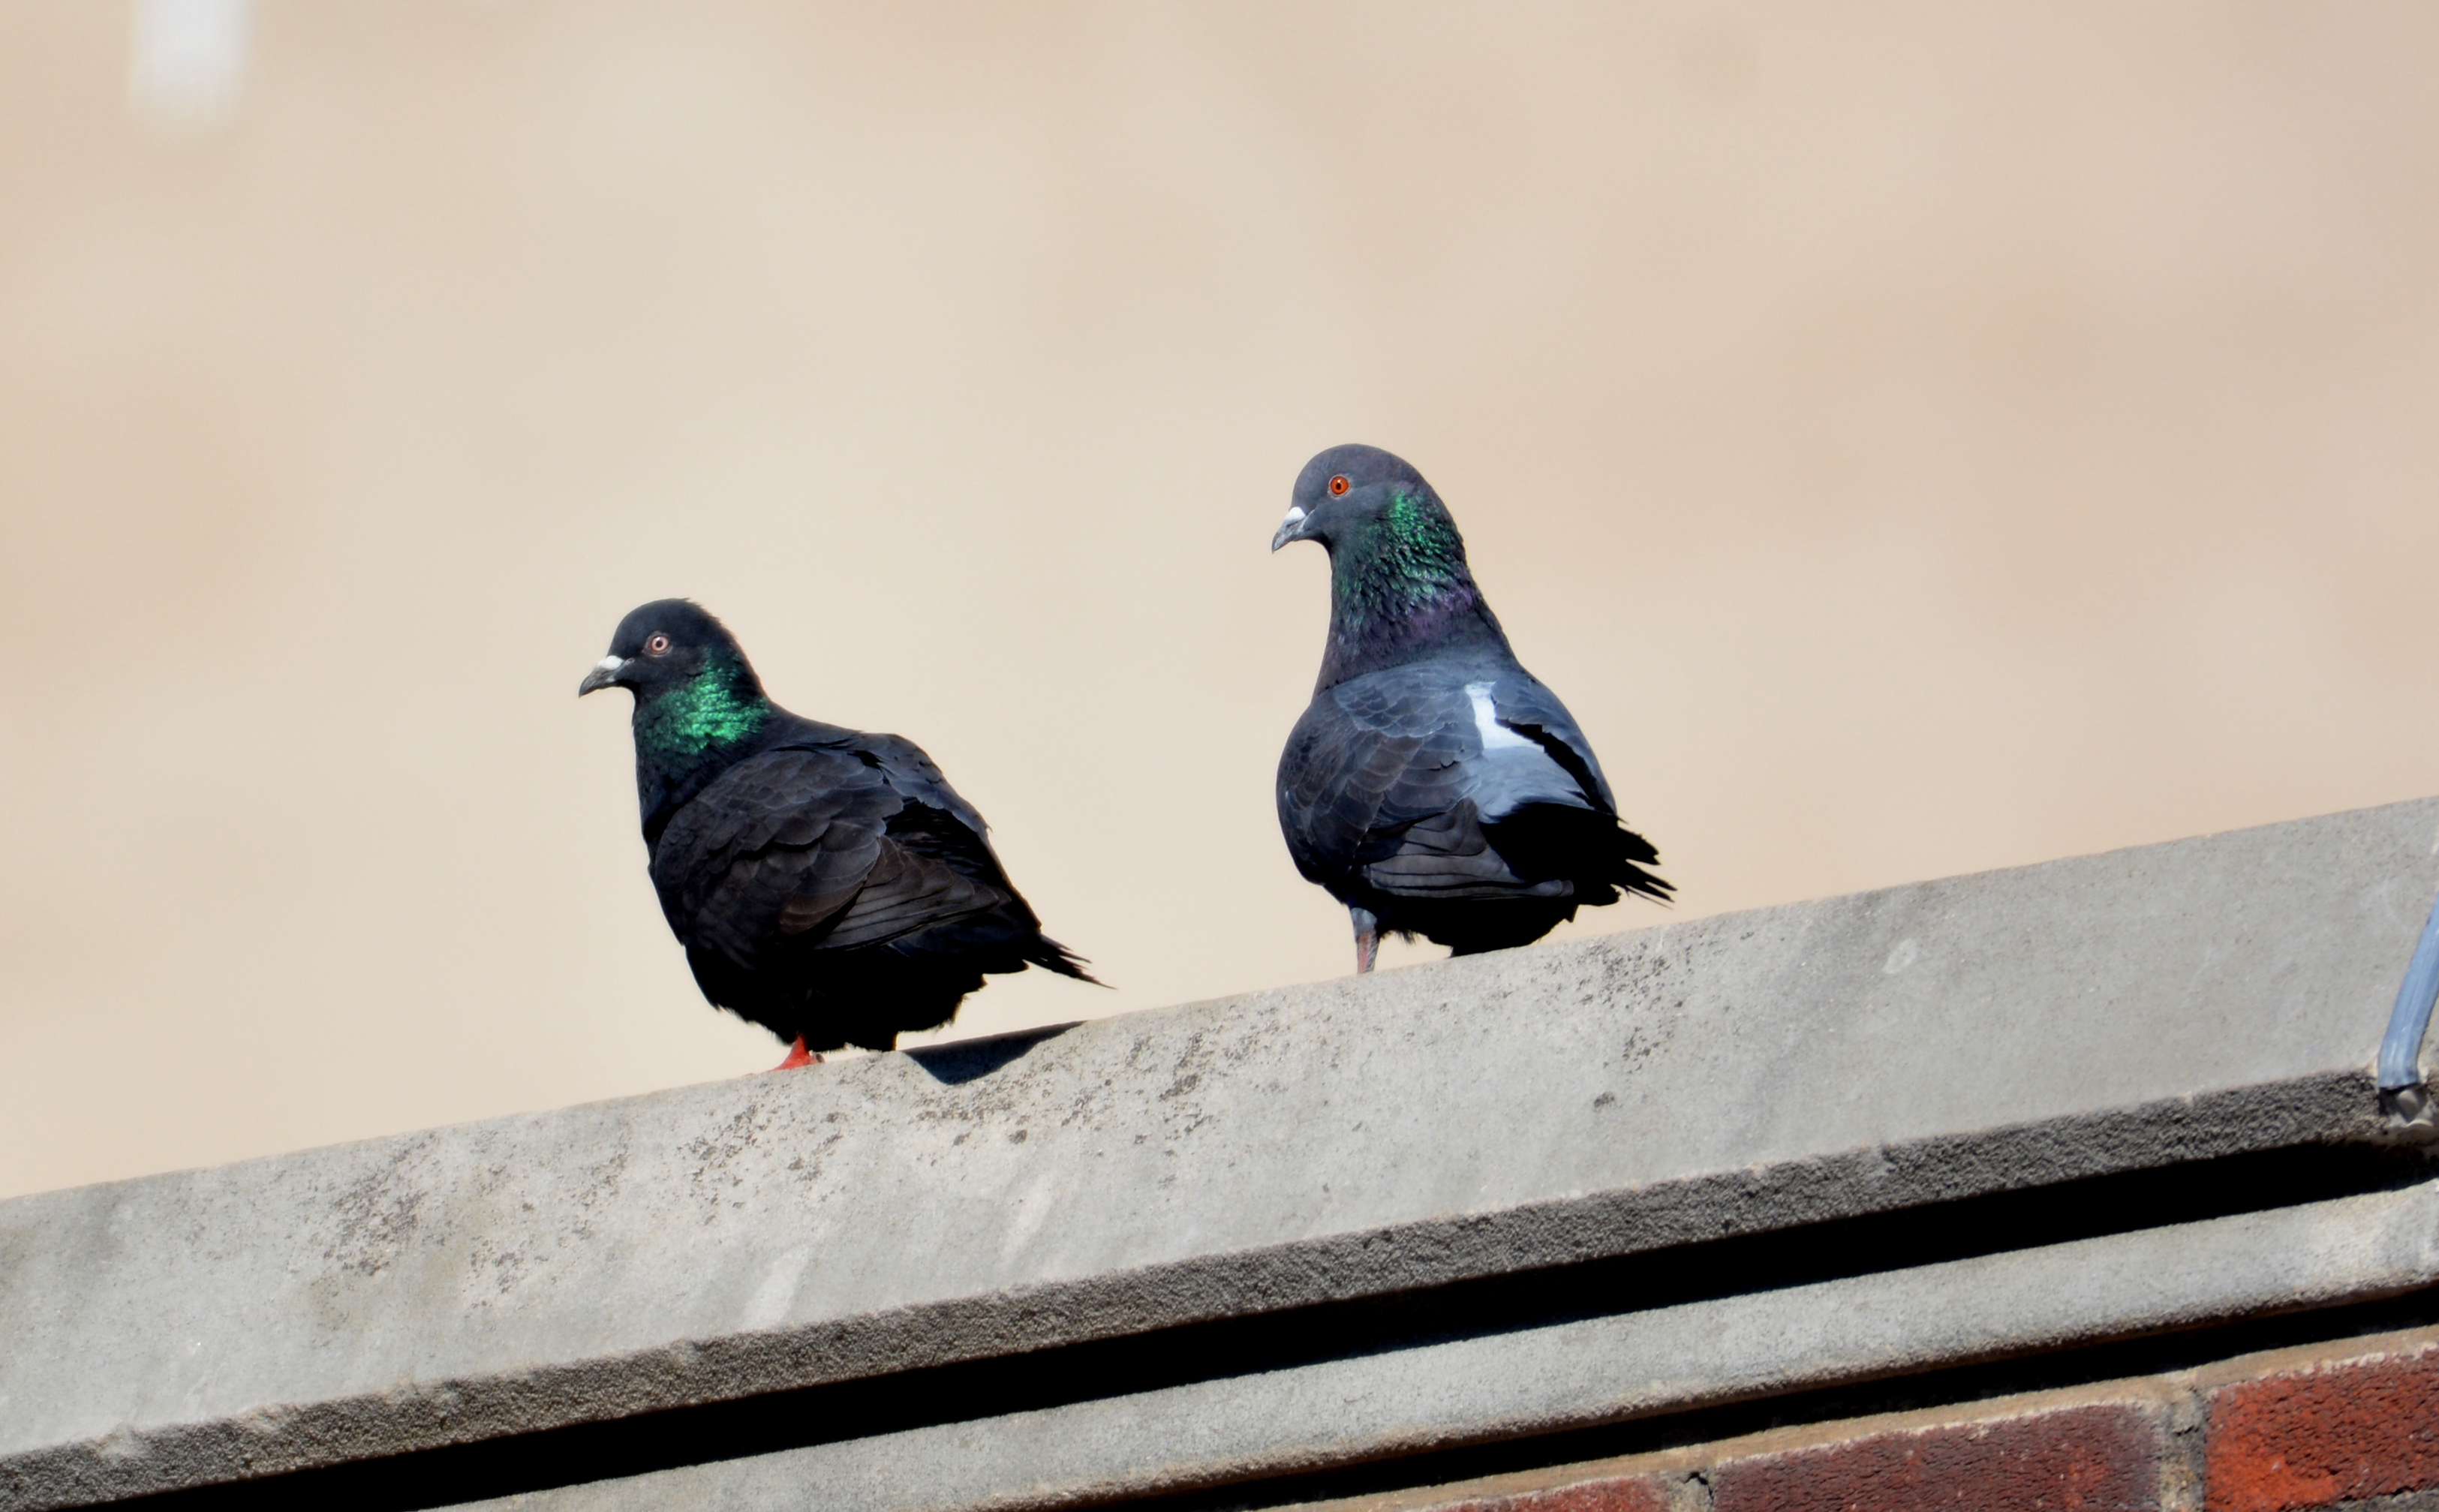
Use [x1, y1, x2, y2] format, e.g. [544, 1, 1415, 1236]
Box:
[1307, 1328, 2439, 1512]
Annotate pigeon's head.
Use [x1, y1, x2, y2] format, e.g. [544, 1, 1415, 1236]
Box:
[578, 599, 759, 702]
[1271, 444, 1442, 554]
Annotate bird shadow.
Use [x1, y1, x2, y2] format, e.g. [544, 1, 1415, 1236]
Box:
[901, 1021, 1079, 1085]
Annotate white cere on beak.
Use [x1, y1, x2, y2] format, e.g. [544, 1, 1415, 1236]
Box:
[1465, 681, 1535, 750]
[594, 655, 624, 674]
[1280, 505, 1307, 530]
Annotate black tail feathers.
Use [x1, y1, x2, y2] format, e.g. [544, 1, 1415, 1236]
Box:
[1030, 935, 1108, 987]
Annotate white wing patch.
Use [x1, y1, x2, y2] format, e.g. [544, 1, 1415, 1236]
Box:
[1465, 681, 1535, 750]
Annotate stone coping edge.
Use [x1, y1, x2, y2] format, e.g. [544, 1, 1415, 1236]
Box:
[0, 1068, 2386, 1511]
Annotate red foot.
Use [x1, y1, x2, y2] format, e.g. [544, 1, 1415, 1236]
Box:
[771, 1036, 823, 1072]
[1355, 930, 1379, 975]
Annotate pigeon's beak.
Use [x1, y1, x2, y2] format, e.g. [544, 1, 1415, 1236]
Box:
[577, 655, 627, 696]
[1271, 505, 1310, 552]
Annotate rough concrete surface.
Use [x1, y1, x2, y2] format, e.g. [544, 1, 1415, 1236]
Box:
[455, 1184, 2439, 1512]
[5, 797, 2438, 1507]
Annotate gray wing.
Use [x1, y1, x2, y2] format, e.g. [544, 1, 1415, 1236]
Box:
[1277, 663, 1610, 901]
[1459, 669, 1619, 818]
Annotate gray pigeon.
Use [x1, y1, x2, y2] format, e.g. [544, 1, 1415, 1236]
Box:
[1271, 445, 1670, 972]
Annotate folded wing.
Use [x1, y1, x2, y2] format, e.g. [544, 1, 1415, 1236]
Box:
[651, 745, 1014, 979]
[1279, 663, 1668, 910]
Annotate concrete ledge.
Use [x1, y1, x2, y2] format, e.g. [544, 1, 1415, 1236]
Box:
[5, 797, 2439, 1508]
[457, 1183, 2439, 1512]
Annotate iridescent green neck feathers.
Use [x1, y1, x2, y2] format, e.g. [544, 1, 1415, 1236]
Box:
[1319, 485, 1505, 688]
[636, 654, 771, 761]
[1331, 487, 1469, 627]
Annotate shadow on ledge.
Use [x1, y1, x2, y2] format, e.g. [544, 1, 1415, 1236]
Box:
[904, 1022, 1079, 1085]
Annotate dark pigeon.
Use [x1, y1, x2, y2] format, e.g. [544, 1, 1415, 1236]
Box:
[580, 600, 1097, 1065]
[1271, 445, 1670, 972]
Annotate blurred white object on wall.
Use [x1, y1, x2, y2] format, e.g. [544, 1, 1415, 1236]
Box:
[129, 0, 249, 138]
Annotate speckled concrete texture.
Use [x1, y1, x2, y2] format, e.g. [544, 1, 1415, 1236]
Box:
[453, 1186, 2439, 1512]
[5, 797, 2437, 1508]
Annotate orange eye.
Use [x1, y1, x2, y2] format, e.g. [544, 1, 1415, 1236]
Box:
[1328, 474, 1351, 496]
[644, 633, 672, 656]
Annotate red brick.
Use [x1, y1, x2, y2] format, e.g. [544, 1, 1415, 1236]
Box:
[1709, 1404, 2159, 1512]
[2207, 1346, 2439, 1512]
[1415, 1473, 1671, 1512]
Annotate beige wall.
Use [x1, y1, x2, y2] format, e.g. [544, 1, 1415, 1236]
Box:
[3, 2, 2435, 1200]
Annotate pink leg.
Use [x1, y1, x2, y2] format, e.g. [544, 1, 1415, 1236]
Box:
[771, 1036, 824, 1071]
[1352, 907, 1380, 975]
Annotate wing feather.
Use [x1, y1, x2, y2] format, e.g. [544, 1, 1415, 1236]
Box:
[1277, 660, 1641, 905]
[654, 745, 1016, 977]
